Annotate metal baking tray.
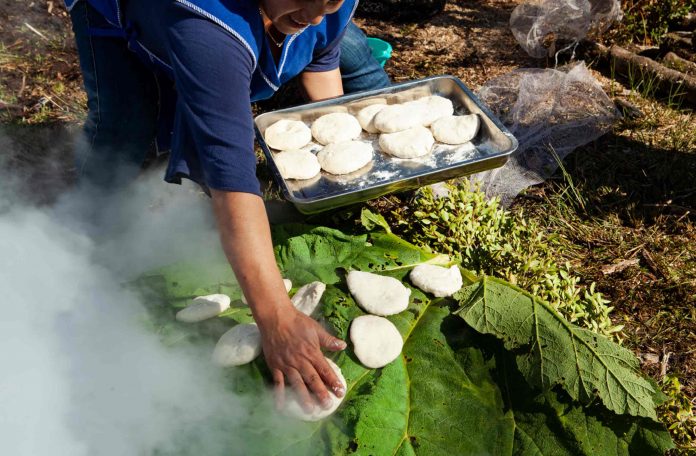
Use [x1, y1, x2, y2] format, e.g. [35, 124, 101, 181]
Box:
[254, 75, 518, 214]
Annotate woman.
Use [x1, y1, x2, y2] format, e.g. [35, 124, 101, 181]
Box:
[64, 0, 390, 413]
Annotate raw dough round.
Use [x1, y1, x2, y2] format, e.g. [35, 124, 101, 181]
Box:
[291, 281, 326, 317]
[350, 315, 403, 368]
[176, 294, 231, 323]
[346, 271, 411, 316]
[379, 126, 435, 159]
[372, 104, 423, 133]
[430, 114, 480, 145]
[242, 279, 291, 305]
[311, 112, 362, 145]
[212, 323, 262, 367]
[356, 104, 387, 134]
[317, 141, 373, 175]
[273, 149, 321, 180]
[284, 358, 346, 421]
[409, 264, 463, 297]
[264, 119, 312, 151]
[408, 95, 454, 126]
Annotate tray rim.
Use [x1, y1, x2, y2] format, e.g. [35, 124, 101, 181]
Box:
[253, 75, 518, 208]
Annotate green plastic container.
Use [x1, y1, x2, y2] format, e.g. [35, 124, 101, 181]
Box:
[366, 37, 393, 67]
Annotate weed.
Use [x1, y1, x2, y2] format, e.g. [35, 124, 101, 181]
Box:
[619, 0, 696, 46]
[660, 375, 696, 452]
[381, 181, 622, 337]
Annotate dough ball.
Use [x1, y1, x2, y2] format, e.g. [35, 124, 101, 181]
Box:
[430, 114, 480, 145]
[409, 264, 463, 297]
[211, 323, 262, 367]
[291, 281, 326, 317]
[176, 294, 231, 323]
[356, 104, 387, 134]
[379, 126, 435, 159]
[372, 104, 423, 133]
[346, 271, 411, 316]
[264, 119, 312, 151]
[273, 149, 321, 180]
[311, 112, 362, 145]
[284, 358, 346, 421]
[350, 315, 403, 368]
[317, 141, 373, 175]
[408, 95, 454, 126]
[242, 279, 291, 305]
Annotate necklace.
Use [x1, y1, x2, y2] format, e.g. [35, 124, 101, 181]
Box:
[259, 7, 285, 48]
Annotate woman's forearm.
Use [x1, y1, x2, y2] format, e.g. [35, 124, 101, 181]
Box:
[299, 67, 344, 101]
[210, 189, 293, 325]
[209, 189, 346, 410]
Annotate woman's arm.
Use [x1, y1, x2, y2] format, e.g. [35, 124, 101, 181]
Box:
[210, 190, 347, 411]
[164, 8, 346, 412]
[299, 67, 344, 101]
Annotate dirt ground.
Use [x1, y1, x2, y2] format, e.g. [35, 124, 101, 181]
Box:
[1, 0, 694, 448]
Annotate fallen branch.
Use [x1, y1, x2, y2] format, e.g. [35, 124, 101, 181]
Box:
[589, 42, 696, 106]
[663, 52, 696, 76]
[601, 258, 640, 275]
[24, 22, 49, 41]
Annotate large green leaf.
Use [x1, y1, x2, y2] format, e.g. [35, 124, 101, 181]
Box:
[454, 276, 661, 420]
[493, 351, 675, 456]
[135, 224, 672, 455]
[272, 224, 450, 285]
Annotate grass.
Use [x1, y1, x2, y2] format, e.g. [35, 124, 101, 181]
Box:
[0, 30, 84, 124]
[616, 0, 696, 46]
[510, 79, 696, 449]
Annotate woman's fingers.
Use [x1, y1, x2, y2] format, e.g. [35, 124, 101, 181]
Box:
[287, 368, 315, 413]
[300, 361, 333, 409]
[272, 368, 285, 410]
[312, 354, 345, 398]
[318, 327, 347, 352]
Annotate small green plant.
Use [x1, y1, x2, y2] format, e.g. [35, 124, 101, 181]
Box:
[659, 374, 696, 453]
[386, 181, 623, 338]
[620, 0, 696, 45]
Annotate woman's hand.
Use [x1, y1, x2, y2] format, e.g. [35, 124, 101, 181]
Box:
[209, 190, 346, 412]
[258, 306, 347, 412]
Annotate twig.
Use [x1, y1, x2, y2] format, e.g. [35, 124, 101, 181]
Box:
[18, 73, 26, 98]
[601, 258, 640, 275]
[660, 351, 672, 379]
[24, 22, 49, 41]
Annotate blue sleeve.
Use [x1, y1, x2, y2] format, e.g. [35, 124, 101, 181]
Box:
[303, 27, 347, 73]
[163, 5, 261, 195]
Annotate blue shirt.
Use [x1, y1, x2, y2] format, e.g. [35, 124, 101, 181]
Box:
[124, 1, 344, 195]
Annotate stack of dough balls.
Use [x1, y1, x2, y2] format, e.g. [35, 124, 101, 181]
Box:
[264, 119, 321, 181]
[263, 94, 482, 182]
[361, 95, 480, 159]
[312, 112, 372, 175]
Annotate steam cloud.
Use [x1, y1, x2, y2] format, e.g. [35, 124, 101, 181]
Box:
[0, 138, 261, 455]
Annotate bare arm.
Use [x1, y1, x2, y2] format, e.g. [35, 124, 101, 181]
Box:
[299, 68, 344, 101]
[210, 190, 346, 411]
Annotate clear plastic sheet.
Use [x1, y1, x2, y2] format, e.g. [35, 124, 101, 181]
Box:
[471, 62, 618, 206]
[510, 0, 622, 59]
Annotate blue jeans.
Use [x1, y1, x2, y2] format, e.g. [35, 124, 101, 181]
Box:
[70, 1, 159, 189]
[69, 2, 390, 188]
[340, 22, 391, 93]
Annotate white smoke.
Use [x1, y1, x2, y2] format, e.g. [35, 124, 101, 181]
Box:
[0, 155, 264, 455]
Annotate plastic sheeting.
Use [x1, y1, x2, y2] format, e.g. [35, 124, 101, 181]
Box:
[510, 0, 622, 59]
[472, 62, 618, 206]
